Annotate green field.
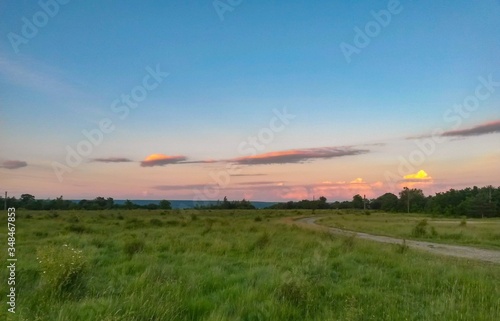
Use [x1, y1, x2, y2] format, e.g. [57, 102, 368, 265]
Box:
[317, 211, 500, 249]
[1, 209, 500, 320]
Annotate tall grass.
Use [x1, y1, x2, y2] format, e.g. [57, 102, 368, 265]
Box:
[0, 209, 499, 320]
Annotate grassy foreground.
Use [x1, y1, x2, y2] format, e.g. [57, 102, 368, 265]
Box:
[1, 209, 499, 321]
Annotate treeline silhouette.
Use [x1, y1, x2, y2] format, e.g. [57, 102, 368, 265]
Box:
[195, 197, 256, 210]
[2, 185, 498, 217]
[1, 195, 172, 211]
[268, 185, 499, 218]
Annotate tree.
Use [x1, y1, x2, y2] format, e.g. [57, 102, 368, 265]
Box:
[124, 200, 135, 210]
[399, 188, 426, 213]
[159, 200, 172, 210]
[352, 194, 364, 209]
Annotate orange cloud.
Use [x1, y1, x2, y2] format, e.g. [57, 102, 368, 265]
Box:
[403, 170, 431, 181]
[350, 178, 365, 184]
[140, 154, 187, 167]
[232, 146, 369, 165]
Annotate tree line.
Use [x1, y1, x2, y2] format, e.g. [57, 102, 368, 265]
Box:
[0, 195, 172, 211]
[2, 185, 498, 217]
[268, 185, 499, 218]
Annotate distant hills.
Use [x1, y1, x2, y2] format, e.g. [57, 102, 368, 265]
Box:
[107, 200, 278, 209]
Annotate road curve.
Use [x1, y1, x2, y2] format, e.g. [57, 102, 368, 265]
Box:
[295, 216, 500, 264]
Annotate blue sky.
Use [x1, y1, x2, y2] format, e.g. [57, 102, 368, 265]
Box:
[1, 0, 499, 201]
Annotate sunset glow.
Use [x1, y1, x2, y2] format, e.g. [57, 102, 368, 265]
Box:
[1, 1, 499, 202]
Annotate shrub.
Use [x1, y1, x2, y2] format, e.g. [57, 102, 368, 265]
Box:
[251, 232, 270, 250]
[276, 280, 309, 307]
[67, 224, 90, 234]
[37, 244, 87, 294]
[34, 231, 49, 238]
[125, 218, 145, 229]
[66, 216, 80, 223]
[411, 219, 428, 237]
[459, 218, 467, 227]
[341, 234, 356, 251]
[396, 239, 409, 254]
[190, 213, 198, 221]
[150, 218, 164, 227]
[254, 215, 263, 222]
[123, 239, 145, 257]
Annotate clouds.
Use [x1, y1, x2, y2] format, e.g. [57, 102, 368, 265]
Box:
[140, 154, 187, 167]
[442, 120, 500, 137]
[0, 160, 27, 169]
[92, 157, 132, 163]
[231, 146, 370, 165]
[403, 170, 432, 182]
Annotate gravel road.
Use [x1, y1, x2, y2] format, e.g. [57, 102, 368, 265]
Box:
[295, 216, 500, 264]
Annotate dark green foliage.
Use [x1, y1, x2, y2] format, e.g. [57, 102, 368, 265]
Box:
[150, 218, 163, 226]
[67, 224, 90, 234]
[411, 219, 428, 237]
[123, 239, 145, 256]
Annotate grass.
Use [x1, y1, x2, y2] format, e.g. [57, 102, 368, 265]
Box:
[0, 209, 499, 320]
[318, 210, 500, 249]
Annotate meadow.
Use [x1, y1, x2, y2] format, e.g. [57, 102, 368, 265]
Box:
[317, 211, 500, 249]
[1, 209, 499, 321]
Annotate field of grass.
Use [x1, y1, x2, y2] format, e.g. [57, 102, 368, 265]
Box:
[316, 211, 500, 249]
[1, 209, 499, 320]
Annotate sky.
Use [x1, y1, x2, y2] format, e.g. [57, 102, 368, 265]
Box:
[0, 0, 499, 202]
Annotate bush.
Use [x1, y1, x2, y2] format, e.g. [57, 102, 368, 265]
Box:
[251, 232, 270, 250]
[125, 218, 145, 229]
[124, 239, 145, 257]
[276, 280, 309, 307]
[411, 219, 428, 237]
[459, 218, 467, 227]
[37, 244, 87, 295]
[341, 234, 356, 251]
[254, 215, 263, 222]
[396, 239, 409, 254]
[150, 218, 164, 227]
[66, 224, 90, 234]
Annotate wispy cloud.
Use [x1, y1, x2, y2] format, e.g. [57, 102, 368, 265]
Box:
[442, 120, 500, 137]
[92, 157, 133, 163]
[154, 184, 213, 191]
[0, 54, 79, 96]
[1, 160, 28, 169]
[231, 146, 370, 165]
[141, 154, 187, 167]
[236, 181, 284, 186]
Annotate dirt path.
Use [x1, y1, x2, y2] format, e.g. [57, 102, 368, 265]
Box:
[293, 216, 500, 264]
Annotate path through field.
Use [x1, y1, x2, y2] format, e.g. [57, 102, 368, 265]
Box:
[294, 216, 500, 264]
